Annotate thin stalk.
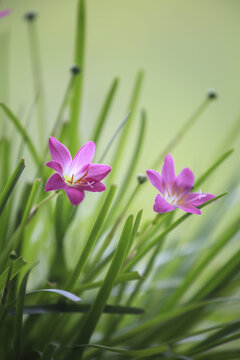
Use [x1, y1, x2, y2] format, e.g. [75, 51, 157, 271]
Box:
[27, 191, 58, 223]
[26, 14, 46, 147]
[91, 77, 119, 144]
[98, 111, 130, 163]
[107, 110, 146, 222]
[0, 103, 41, 167]
[69, 0, 85, 152]
[107, 70, 144, 183]
[0, 158, 25, 216]
[152, 96, 214, 169]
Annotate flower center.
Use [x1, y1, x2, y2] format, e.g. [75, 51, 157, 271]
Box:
[163, 185, 207, 206]
[64, 170, 88, 186]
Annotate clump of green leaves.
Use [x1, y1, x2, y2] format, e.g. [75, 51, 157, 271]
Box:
[0, 1, 240, 359]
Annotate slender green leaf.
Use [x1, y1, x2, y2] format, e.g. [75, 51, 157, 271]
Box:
[92, 77, 119, 144]
[0, 256, 27, 292]
[194, 149, 234, 189]
[152, 97, 212, 168]
[110, 297, 238, 346]
[124, 193, 226, 272]
[26, 15, 46, 146]
[42, 343, 56, 360]
[13, 266, 34, 358]
[0, 103, 41, 166]
[191, 246, 240, 301]
[11, 303, 143, 315]
[76, 271, 142, 292]
[71, 343, 168, 357]
[108, 70, 144, 182]
[0, 179, 41, 266]
[98, 111, 130, 163]
[27, 289, 81, 302]
[164, 216, 240, 309]
[0, 158, 25, 216]
[67, 184, 117, 290]
[109, 110, 146, 219]
[196, 349, 240, 360]
[69, 0, 85, 152]
[74, 215, 134, 359]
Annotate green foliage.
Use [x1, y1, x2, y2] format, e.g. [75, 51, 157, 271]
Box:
[0, 2, 240, 360]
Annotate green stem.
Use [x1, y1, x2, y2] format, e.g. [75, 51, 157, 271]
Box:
[92, 77, 119, 144]
[0, 103, 41, 167]
[69, 0, 85, 152]
[73, 215, 133, 359]
[67, 184, 117, 290]
[152, 97, 212, 169]
[0, 158, 25, 216]
[27, 17, 46, 148]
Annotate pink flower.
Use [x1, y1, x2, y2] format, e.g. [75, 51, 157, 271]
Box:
[0, 9, 11, 18]
[45, 137, 112, 206]
[146, 154, 215, 215]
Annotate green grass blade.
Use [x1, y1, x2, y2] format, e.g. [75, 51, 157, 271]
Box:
[191, 246, 240, 301]
[26, 13, 46, 147]
[0, 137, 10, 190]
[194, 149, 234, 189]
[152, 96, 213, 168]
[108, 70, 144, 181]
[126, 209, 144, 256]
[92, 77, 119, 144]
[13, 266, 34, 358]
[67, 184, 117, 290]
[76, 271, 142, 292]
[98, 111, 130, 163]
[72, 343, 168, 357]
[124, 193, 226, 272]
[15, 303, 143, 315]
[0, 158, 25, 216]
[110, 297, 238, 346]
[74, 215, 133, 359]
[196, 349, 240, 360]
[164, 216, 240, 309]
[0, 256, 27, 292]
[69, 0, 85, 152]
[110, 110, 146, 218]
[42, 343, 57, 360]
[0, 179, 41, 266]
[0, 103, 41, 166]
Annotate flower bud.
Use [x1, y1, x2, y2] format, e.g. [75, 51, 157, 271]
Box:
[9, 251, 17, 260]
[207, 89, 217, 99]
[24, 11, 37, 22]
[70, 65, 81, 76]
[137, 174, 147, 184]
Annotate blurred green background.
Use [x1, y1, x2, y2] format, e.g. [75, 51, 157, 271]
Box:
[0, 0, 239, 216]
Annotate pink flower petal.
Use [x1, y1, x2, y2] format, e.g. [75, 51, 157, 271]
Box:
[146, 169, 165, 194]
[174, 168, 195, 196]
[178, 204, 201, 215]
[48, 137, 72, 172]
[65, 187, 85, 206]
[78, 181, 106, 192]
[184, 193, 215, 207]
[0, 9, 11, 18]
[70, 141, 95, 174]
[46, 160, 63, 174]
[85, 164, 112, 182]
[45, 173, 65, 192]
[162, 154, 176, 184]
[153, 194, 175, 213]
